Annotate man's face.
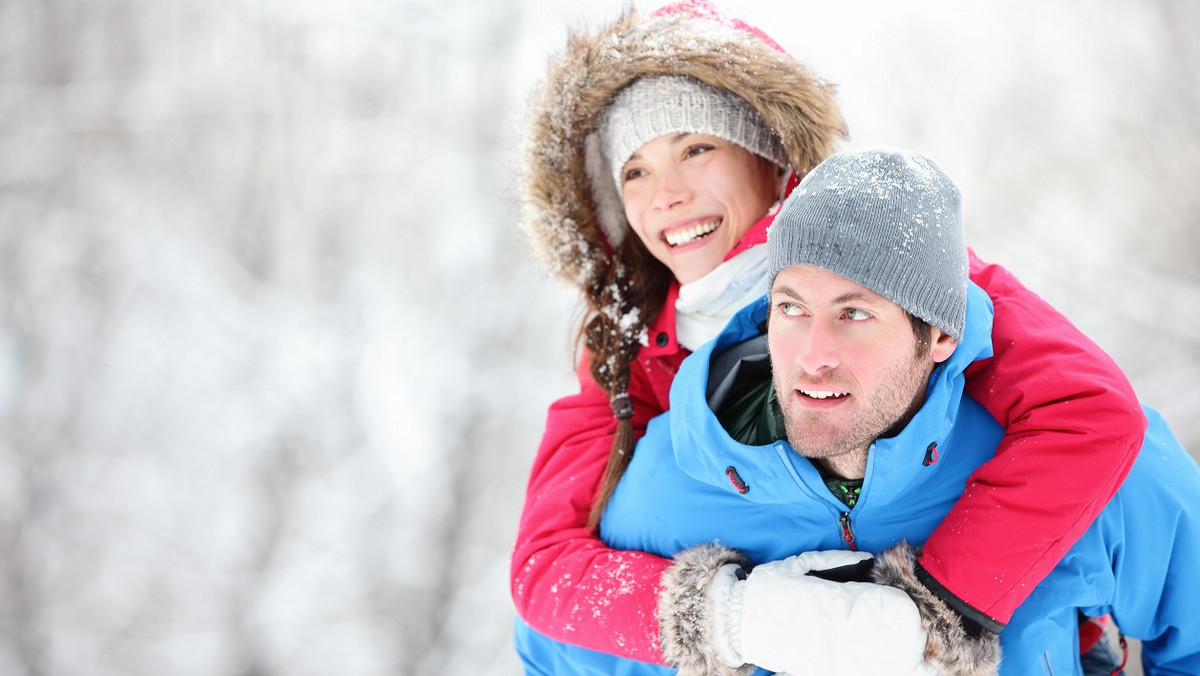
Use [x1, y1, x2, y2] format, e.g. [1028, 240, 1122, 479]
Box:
[768, 265, 957, 477]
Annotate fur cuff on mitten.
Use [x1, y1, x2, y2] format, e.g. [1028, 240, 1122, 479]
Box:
[872, 543, 1002, 676]
[657, 543, 755, 676]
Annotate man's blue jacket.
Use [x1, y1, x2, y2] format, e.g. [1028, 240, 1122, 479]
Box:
[515, 283, 1200, 675]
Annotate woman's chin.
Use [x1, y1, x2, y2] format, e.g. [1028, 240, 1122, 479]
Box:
[666, 252, 726, 285]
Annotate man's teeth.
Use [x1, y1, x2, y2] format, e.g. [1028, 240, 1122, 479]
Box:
[801, 390, 848, 400]
[665, 219, 720, 247]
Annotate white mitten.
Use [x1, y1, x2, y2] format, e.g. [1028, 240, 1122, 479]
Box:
[658, 545, 937, 676]
[715, 551, 936, 676]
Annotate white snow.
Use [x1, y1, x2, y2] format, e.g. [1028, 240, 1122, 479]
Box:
[0, 1, 1194, 675]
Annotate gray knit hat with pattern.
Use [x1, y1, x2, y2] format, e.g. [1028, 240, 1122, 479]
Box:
[598, 76, 789, 195]
[767, 148, 968, 339]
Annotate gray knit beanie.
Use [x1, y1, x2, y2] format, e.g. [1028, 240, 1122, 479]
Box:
[767, 148, 968, 340]
[598, 76, 789, 197]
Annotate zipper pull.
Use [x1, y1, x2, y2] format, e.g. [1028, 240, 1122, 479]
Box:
[839, 512, 857, 551]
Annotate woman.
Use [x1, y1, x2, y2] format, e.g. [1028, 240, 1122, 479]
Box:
[513, 1, 1142, 671]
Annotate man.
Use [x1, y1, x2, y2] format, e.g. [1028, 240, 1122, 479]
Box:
[515, 149, 1200, 675]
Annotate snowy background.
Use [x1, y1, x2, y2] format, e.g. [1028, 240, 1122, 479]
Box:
[0, 0, 1196, 674]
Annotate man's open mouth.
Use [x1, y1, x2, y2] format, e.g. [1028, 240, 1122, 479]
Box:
[800, 389, 849, 400]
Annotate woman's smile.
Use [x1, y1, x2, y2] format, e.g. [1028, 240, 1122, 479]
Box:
[663, 217, 722, 248]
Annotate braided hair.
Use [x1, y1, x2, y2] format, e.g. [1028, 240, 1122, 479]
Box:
[580, 233, 672, 530]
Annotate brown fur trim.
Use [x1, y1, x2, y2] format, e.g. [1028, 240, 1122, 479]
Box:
[519, 6, 848, 290]
[872, 542, 1002, 676]
[657, 543, 755, 676]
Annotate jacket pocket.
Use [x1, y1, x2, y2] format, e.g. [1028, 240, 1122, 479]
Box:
[1040, 650, 1056, 676]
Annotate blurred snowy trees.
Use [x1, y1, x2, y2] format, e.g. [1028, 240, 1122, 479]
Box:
[0, 0, 1195, 675]
[0, 0, 575, 673]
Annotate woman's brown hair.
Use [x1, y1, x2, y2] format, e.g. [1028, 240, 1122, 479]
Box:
[580, 232, 672, 531]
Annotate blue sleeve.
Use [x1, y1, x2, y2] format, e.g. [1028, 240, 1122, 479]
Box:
[1105, 408, 1200, 674]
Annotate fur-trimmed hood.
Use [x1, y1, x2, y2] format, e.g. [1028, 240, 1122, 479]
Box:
[519, 1, 848, 291]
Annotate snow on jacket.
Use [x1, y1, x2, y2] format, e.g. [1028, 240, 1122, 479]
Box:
[516, 286, 1200, 676]
[512, 0, 1146, 663]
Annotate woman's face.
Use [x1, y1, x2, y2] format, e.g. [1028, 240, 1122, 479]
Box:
[620, 133, 781, 285]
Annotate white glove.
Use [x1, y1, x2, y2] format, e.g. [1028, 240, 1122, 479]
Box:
[709, 550, 937, 676]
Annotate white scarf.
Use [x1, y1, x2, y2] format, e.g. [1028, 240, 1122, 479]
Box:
[675, 244, 769, 352]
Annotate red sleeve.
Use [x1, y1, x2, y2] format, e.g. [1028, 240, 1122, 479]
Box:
[510, 353, 683, 664]
[918, 249, 1146, 627]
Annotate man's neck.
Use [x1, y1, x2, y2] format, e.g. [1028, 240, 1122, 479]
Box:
[813, 448, 869, 481]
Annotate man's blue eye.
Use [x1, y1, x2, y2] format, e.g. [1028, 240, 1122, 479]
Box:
[845, 308, 872, 321]
[779, 302, 803, 317]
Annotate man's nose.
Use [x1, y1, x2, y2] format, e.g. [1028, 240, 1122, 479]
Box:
[796, 319, 840, 375]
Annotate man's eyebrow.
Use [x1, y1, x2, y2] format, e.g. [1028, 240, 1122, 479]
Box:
[771, 285, 804, 301]
[833, 292, 879, 305]
[772, 286, 879, 306]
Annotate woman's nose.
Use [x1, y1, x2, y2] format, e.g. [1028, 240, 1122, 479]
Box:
[651, 171, 691, 211]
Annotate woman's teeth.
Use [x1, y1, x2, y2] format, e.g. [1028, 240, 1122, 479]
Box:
[665, 219, 720, 247]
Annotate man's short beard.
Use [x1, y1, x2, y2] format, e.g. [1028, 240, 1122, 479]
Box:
[772, 312, 936, 463]
[775, 355, 932, 458]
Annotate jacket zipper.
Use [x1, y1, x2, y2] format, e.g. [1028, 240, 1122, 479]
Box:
[839, 512, 857, 551]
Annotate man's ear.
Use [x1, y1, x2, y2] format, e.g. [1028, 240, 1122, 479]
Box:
[930, 330, 958, 364]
